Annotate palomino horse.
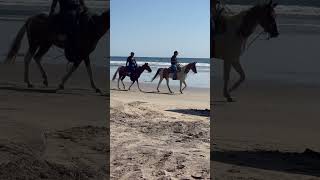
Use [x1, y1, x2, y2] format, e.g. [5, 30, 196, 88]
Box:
[112, 63, 152, 91]
[213, 1, 279, 102]
[151, 62, 197, 94]
[4, 10, 110, 93]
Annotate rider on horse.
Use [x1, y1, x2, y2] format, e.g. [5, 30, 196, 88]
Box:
[171, 51, 180, 80]
[126, 52, 138, 75]
[49, 0, 88, 63]
[213, 0, 227, 34]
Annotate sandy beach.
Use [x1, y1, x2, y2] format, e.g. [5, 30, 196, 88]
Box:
[210, 1, 320, 177]
[110, 81, 210, 179]
[211, 9, 320, 179]
[212, 78, 320, 179]
[0, 62, 109, 179]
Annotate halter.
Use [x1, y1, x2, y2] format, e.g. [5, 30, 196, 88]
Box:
[239, 6, 273, 53]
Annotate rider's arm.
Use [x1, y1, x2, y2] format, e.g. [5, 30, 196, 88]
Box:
[49, 0, 58, 16]
[80, 0, 85, 6]
[80, 0, 88, 11]
[126, 58, 129, 66]
[171, 57, 177, 64]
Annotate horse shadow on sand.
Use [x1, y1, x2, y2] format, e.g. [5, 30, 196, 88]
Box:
[111, 88, 179, 95]
[0, 82, 107, 96]
[110, 88, 129, 92]
[142, 90, 179, 95]
[211, 149, 320, 177]
[166, 108, 210, 117]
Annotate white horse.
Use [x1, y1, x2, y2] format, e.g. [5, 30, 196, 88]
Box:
[151, 62, 197, 94]
[213, 0, 279, 102]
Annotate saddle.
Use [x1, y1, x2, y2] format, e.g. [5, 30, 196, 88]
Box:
[48, 10, 91, 40]
[169, 65, 181, 73]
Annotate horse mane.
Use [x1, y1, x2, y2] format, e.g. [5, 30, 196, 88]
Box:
[238, 5, 263, 38]
[183, 63, 194, 73]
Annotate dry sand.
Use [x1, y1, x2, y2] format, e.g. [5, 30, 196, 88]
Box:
[0, 62, 108, 180]
[110, 81, 210, 179]
[212, 78, 320, 180]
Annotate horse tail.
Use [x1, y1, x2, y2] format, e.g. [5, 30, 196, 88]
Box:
[112, 67, 120, 81]
[4, 21, 28, 64]
[151, 68, 161, 82]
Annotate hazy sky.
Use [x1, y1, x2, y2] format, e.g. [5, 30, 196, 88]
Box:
[110, 0, 210, 58]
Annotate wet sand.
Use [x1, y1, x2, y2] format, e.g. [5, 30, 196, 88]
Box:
[212, 78, 320, 179]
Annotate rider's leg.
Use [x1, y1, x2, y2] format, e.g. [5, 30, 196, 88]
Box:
[172, 65, 177, 80]
[63, 11, 78, 62]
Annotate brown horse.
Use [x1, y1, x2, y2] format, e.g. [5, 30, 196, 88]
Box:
[4, 10, 110, 93]
[151, 62, 197, 94]
[213, 1, 279, 102]
[112, 63, 152, 91]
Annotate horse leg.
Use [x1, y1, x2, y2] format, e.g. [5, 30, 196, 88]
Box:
[136, 79, 142, 92]
[157, 77, 163, 92]
[180, 80, 183, 94]
[121, 76, 126, 89]
[57, 62, 80, 90]
[33, 44, 51, 87]
[128, 80, 135, 90]
[182, 80, 187, 91]
[24, 47, 37, 88]
[229, 62, 245, 92]
[84, 58, 101, 94]
[223, 61, 233, 102]
[166, 78, 173, 93]
[117, 76, 120, 89]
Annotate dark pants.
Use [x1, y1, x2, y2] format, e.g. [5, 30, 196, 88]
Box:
[127, 65, 136, 75]
[61, 10, 80, 63]
[171, 64, 177, 79]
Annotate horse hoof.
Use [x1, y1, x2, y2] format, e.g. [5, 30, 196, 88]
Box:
[227, 97, 234, 102]
[96, 88, 102, 93]
[27, 84, 34, 88]
[43, 81, 48, 87]
[58, 85, 64, 90]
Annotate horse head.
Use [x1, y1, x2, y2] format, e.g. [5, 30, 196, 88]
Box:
[92, 10, 110, 38]
[239, 0, 279, 38]
[101, 10, 110, 31]
[142, 63, 152, 72]
[185, 62, 197, 74]
[257, 0, 279, 38]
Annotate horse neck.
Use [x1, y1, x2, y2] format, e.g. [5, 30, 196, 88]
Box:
[94, 11, 110, 38]
[237, 7, 260, 39]
[181, 64, 191, 74]
[137, 66, 145, 75]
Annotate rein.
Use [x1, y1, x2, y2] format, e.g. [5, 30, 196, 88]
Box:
[242, 30, 265, 52]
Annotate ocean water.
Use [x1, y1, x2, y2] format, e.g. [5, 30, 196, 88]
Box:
[110, 57, 210, 88]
